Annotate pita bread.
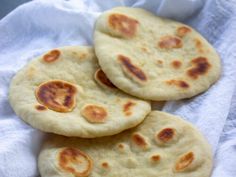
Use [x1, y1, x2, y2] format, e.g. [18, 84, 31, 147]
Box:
[38, 111, 212, 177]
[94, 7, 221, 100]
[9, 46, 151, 138]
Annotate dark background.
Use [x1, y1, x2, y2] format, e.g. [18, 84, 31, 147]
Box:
[0, 0, 31, 19]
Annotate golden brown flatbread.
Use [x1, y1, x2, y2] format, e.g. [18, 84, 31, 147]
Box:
[9, 46, 151, 138]
[38, 111, 213, 177]
[94, 7, 221, 100]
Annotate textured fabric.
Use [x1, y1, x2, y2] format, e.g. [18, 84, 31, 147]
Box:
[0, 0, 235, 176]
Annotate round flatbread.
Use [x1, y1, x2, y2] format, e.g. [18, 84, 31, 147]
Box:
[94, 7, 221, 101]
[9, 46, 151, 138]
[38, 111, 212, 177]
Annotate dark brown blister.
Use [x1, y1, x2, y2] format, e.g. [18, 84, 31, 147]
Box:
[35, 80, 77, 112]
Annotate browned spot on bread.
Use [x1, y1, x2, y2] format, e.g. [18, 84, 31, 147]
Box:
[141, 47, 148, 53]
[132, 133, 149, 149]
[171, 60, 182, 69]
[108, 14, 139, 38]
[117, 143, 127, 153]
[151, 155, 161, 162]
[43, 50, 60, 63]
[157, 60, 163, 65]
[81, 105, 107, 123]
[58, 147, 93, 177]
[179, 81, 189, 88]
[79, 53, 87, 59]
[195, 39, 202, 48]
[118, 55, 147, 82]
[157, 128, 175, 143]
[101, 162, 109, 169]
[35, 105, 47, 111]
[94, 69, 117, 89]
[158, 36, 183, 49]
[166, 80, 189, 89]
[118, 143, 124, 149]
[35, 80, 77, 112]
[194, 39, 204, 53]
[175, 152, 194, 172]
[123, 101, 136, 116]
[176, 26, 191, 37]
[187, 57, 211, 79]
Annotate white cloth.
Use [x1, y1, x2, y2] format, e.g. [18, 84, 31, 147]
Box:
[0, 0, 235, 176]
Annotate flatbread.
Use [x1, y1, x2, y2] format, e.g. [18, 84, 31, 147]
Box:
[9, 46, 151, 138]
[94, 7, 221, 100]
[38, 111, 212, 177]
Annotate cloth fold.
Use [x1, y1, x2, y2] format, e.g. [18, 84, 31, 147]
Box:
[0, 0, 235, 176]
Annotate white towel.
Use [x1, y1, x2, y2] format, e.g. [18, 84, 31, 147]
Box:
[0, 0, 235, 176]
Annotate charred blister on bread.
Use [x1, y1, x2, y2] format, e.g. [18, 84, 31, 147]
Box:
[35, 105, 47, 111]
[176, 26, 191, 38]
[58, 147, 93, 177]
[131, 132, 150, 150]
[43, 50, 61, 63]
[150, 154, 161, 164]
[166, 80, 190, 89]
[171, 60, 182, 69]
[94, 69, 117, 89]
[118, 55, 147, 84]
[35, 80, 77, 112]
[174, 152, 195, 172]
[158, 36, 183, 49]
[187, 57, 211, 79]
[108, 13, 139, 38]
[81, 104, 108, 123]
[155, 127, 180, 146]
[123, 101, 136, 116]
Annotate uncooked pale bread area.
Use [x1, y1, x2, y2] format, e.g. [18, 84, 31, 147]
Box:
[38, 111, 213, 177]
[9, 46, 151, 138]
[94, 7, 221, 100]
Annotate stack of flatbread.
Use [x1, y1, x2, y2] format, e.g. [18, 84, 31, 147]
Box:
[8, 7, 221, 177]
